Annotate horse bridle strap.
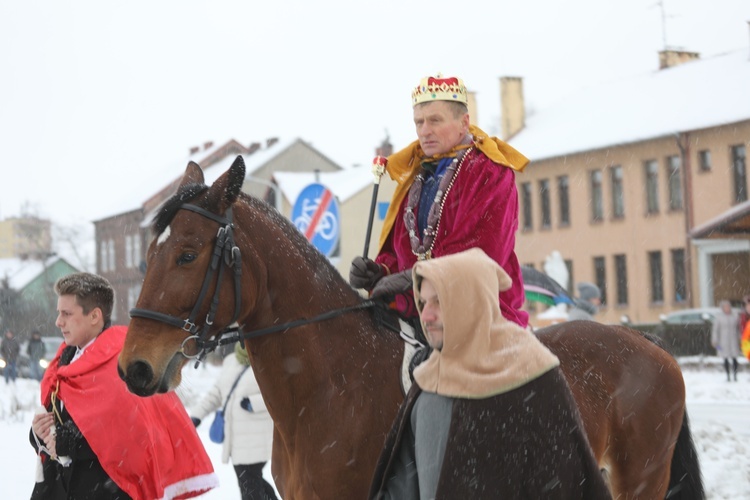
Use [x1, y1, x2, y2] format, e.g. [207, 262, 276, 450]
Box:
[130, 203, 243, 360]
[196, 299, 381, 352]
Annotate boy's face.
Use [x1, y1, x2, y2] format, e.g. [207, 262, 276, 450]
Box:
[418, 278, 444, 350]
[56, 294, 101, 348]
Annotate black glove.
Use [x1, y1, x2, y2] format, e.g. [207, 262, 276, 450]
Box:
[55, 419, 83, 456]
[408, 345, 433, 382]
[349, 256, 385, 290]
[191, 417, 201, 427]
[371, 269, 413, 298]
[240, 397, 253, 412]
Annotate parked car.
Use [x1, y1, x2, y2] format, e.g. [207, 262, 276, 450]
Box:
[660, 307, 742, 326]
[3, 336, 65, 379]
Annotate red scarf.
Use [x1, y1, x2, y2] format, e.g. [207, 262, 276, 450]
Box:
[41, 326, 218, 500]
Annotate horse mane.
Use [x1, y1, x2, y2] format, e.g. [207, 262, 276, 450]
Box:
[151, 183, 209, 236]
[235, 192, 357, 296]
[150, 182, 359, 300]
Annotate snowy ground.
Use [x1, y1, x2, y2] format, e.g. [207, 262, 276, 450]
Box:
[1, 357, 748, 499]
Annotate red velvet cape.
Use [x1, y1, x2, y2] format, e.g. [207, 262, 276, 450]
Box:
[41, 326, 218, 499]
[376, 149, 529, 327]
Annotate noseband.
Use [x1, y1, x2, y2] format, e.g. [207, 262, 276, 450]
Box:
[130, 203, 243, 363]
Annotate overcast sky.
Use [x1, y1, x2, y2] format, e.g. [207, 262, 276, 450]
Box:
[1, 0, 749, 226]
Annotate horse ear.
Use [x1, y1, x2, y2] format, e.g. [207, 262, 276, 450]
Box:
[207, 156, 246, 212]
[179, 161, 205, 187]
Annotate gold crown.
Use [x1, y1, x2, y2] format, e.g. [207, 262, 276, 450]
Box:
[411, 74, 468, 106]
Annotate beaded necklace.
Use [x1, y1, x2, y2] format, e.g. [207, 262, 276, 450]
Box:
[404, 146, 473, 260]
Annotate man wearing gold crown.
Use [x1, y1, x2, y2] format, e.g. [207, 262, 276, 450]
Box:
[350, 74, 530, 331]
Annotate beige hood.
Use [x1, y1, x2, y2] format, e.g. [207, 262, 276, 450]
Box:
[412, 248, 559, 398]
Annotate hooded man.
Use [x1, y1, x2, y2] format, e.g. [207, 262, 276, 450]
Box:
[369, 249, 610, 499]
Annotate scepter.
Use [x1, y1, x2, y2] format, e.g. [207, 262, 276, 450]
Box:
[363, 156, 388, 258]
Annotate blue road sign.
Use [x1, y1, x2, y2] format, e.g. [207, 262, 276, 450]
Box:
[291, 183, 340, 257]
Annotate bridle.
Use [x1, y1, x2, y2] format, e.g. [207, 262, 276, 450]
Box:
[130, 203, 243, 363]
[129, 201, 382, 365]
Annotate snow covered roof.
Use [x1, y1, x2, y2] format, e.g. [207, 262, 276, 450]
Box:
[0, 256, 65, 290]
[273, 166, 375, 205]
[509, 49, 750, 161]
[139, 138, 328, 227]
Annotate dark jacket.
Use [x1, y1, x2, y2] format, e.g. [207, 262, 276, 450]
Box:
[29, 345, 131, 500]
[27, 337, 45, 361]
[1, 335, 20, 362]
[370, 368, 611, 499]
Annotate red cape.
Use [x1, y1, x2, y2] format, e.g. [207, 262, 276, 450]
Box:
[41, 326, 218, 500]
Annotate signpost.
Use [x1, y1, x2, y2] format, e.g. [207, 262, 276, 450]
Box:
[292, 183, 340, 257]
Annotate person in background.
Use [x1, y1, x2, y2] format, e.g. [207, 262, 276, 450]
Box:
[567, 282, 602, 321]
[350, 74, 530, 333]
[29, 272, 217, 499]
[190, 342, 277, 500]
[369, 249, 610, 499]
[1, 329, 20, 384]
[711, 299, 742, 382]
[27, 330, 45, 381]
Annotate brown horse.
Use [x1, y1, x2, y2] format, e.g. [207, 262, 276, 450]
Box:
[118, 157, 703, 499]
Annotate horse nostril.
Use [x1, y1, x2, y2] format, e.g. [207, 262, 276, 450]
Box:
[117, 364, 126, 381]
[124, 360, 155, 394]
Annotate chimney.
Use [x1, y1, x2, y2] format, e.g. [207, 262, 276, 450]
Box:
[467, 90, 478, 126]
[375, 134, 393, 157]
[247, 142, 261, 154]
[266, 137, 279, 148]
[500, 76, 525, 140]
[658, 49, 699, 69]
[189, 146, 200, 155]
[203, 141, 214, 150]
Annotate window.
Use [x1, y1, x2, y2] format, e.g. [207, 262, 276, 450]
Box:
[99, 241, 108, 273]
[590, 170, 603, 221]
[128, 284, 142, 312]
[125, 233, 141, 270]
[610, 165, 624, 218]
[671, 249, 686, 303]
[565, 259, 574, 296]
[108, 239, 116, 272]
[666, 155, 683, 210]
[615, 254, 628, 306]
[558, 176, 570, 226]
[539, 179, 551, 228]
[732, 144, 747, 203]
[698, 150, 712, 171]
[133, 233, 141, 269]
[593, 256, 607, 306]
[645, 160, 659, 214]
[649, 251, 664, 303]
[524, 263, 537, 312]
[125, 235, 133, 269]
[521, 182, 533, 230]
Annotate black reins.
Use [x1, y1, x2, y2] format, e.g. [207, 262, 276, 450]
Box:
[129, 201, 379, 364]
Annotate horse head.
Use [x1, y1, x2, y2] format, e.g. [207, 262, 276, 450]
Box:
[118, 156, 255, 396]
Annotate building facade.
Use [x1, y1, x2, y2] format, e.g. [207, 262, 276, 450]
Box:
[0, 216, 52, 259]
[94, 138, 342, 322]
[506, 47, 750, 325]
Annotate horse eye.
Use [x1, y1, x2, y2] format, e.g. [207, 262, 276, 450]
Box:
[177, 252, 197, 265]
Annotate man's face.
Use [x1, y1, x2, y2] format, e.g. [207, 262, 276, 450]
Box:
[413, 101, 469, 157]
[56, 295, 100, 348]
[418, 278, 444, 350]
